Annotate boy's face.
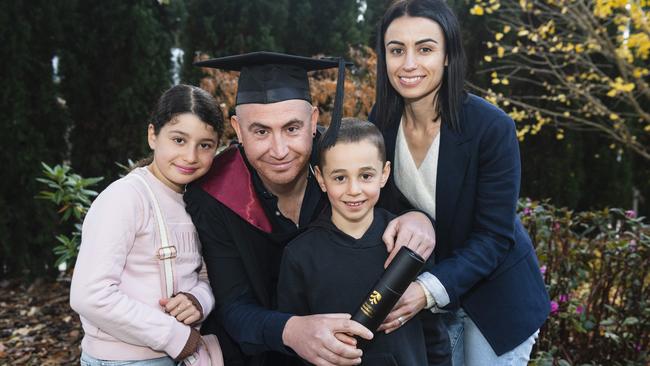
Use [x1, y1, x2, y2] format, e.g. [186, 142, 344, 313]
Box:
[315, 140, 390, 233]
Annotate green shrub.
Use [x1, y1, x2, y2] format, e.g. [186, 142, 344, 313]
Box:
[521, 199, 649, 365]
[36, 163, 102, 268]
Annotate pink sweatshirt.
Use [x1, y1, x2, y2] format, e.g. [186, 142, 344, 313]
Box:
[70, 167, 215, 361]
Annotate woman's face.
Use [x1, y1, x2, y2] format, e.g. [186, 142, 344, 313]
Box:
[384, 16, 447, 103]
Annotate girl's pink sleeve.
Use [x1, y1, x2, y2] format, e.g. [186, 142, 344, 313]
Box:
[186, 259, 215, 322]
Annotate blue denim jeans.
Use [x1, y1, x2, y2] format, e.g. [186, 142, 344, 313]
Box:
[442, 309, 538, 366]
[80, 352, 177, 366]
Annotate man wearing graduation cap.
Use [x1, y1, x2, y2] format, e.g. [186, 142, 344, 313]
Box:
[184, 52, 436, 366]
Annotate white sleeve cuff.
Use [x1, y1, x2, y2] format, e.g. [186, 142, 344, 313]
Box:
[416, 272, 450, 312]
[415, 280, 435, 309]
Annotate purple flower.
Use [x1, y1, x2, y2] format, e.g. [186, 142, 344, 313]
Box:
[576, 305, 584, 314]
[559, 294, 569, 303]
[523, 207, 532, 216]
[550, 301, 559, 314]
[540, 265, 547, 275]
[629, 240, 637, 252]
[625, 210, 637, 219]
[553, 222, 561, 231]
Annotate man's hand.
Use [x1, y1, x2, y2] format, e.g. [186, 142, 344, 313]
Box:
[377, 282, 427, 334]
[383, 211, 435, 267]
[282, 314, 373, 366]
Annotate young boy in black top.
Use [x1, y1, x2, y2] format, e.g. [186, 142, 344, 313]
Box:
[277, 118, 428, 365]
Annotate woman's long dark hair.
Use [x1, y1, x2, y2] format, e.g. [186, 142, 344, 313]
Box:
[375, 0, 467, 132]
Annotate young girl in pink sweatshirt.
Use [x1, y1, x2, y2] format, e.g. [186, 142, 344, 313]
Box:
[70, 84, 224, 366]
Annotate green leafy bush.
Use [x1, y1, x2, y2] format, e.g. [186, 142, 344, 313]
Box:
[521, 199, 649, 365]
[36, 163, 102, 268]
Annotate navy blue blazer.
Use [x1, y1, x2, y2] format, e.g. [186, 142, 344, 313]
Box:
[370, 94, 550, 355]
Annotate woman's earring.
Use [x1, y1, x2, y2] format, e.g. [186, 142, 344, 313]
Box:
[312, 132, 316, 137]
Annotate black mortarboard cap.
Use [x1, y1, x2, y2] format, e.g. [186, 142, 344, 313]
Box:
[194, 51, 343, 106]
[195, 51, 348, 155]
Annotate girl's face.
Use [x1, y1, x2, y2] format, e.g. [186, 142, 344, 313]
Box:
[384, 16, 448, 103]
[147, 113, 219, 192]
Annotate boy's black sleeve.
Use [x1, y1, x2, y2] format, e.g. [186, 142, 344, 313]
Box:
[277, 247, 310, 316]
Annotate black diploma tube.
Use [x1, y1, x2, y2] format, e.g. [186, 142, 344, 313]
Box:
[351, 246, 426, 336]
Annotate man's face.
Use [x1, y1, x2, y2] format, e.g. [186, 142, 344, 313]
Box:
[232, 99, 318, 192]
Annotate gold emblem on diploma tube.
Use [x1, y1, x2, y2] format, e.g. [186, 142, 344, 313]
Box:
[369, 291, 382, 304]
[361, 290, 383, 318]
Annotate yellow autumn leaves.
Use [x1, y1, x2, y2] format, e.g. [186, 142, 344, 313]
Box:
[608, 77, 635, 97]
[470, 0, 649, 151]
[469, 0, 502, 15]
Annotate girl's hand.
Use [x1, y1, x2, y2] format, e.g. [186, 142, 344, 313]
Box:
[377, 282, 426, 334]
[159, 293, 201, 325]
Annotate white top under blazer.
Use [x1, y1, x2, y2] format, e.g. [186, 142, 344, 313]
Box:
[394, 119, 450, 310]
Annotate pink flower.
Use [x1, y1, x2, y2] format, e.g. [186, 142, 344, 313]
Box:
[625, 210, 637, 219]
[523, 207, 532, 216]
[559, 294, 569, 303]
[576, 305, 584, 314]
[550, 301, 559, 314]
[553, 222, 561, 231]
[540, 265, 547, 275]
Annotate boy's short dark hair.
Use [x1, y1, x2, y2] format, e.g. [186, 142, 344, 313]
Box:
[318, 117, 386, 167]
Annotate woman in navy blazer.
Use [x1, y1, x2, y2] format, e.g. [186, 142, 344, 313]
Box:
[370, 1, 550, 365]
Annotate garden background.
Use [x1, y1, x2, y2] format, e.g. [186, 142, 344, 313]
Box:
[0, 0, 648, 364]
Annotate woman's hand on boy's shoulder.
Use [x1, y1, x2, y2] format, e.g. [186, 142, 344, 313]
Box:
[382, 211, 436, 268]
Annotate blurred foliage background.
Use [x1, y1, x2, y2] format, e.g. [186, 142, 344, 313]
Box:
[1, 0, 648, 363]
